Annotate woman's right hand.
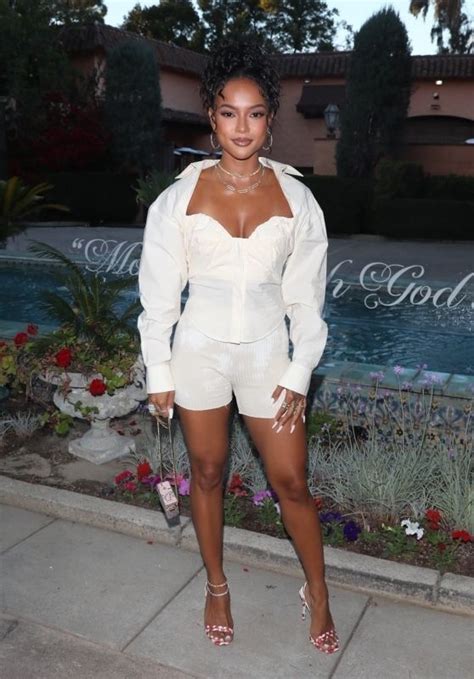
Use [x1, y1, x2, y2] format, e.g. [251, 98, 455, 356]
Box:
[148, 391, 175, 418]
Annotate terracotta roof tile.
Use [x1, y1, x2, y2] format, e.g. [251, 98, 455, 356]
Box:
[58, 23, 207, 76]
[272, 51, 474, 80]
[58, 24, 474, 80]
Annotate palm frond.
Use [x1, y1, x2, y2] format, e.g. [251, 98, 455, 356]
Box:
[37, 292, 78, 326]
[28, 241, 88, 288]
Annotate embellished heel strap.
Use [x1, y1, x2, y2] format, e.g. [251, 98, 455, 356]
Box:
[206, 579, 228, 588]
[205, 582, 229, 597]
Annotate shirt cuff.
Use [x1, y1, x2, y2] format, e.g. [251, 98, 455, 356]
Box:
[277, 361, 313, 397]
[145, 362, 175, 394]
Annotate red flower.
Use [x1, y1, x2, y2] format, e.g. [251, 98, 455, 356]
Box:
[451, 530, 472, 543]
[425, 508, 442, 530]
[115, 470, 134, 485]
[123, 481, 137, 493]
[14, 332, 29, 347]
[437, 543, 447, 553]
[137, 460, 152, 481]
[228, 473, 247, 496]
[27, 324, 38, 336]
[313, 496, 324, 510]
[55, 347, 73, 368]
[89, 378, 107, 396]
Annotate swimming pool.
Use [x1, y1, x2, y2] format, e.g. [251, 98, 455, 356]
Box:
[1, 261, 473, 375]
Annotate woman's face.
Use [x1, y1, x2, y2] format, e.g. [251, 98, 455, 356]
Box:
[209, 77, 272, 159]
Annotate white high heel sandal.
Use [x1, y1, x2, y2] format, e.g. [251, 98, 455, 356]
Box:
[298, 581, 340, 654]
[204, 579, 234, 646]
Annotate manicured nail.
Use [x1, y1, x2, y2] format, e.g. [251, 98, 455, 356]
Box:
[168, 407, 174, 419]
[276, 425, 283, 433]
[290, 423, 295, 434]
[303, 414, 306, 423]
[272, 420, 278, 429]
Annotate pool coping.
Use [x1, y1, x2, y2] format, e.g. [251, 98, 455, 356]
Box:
[0, 474, 472, 615]
[1, 326, 472, 402]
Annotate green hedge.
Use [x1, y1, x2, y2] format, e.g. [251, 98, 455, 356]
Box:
[370, 198, 474, 239]
[300, 176, 372, 236]
[39, 172, 139, 224]
[422, 175, 474, 201]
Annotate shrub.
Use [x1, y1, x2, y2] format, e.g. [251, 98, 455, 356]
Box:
[301, 175, 372, 235]
[370, 197, 474, 239]
[374, 158, 425, 199]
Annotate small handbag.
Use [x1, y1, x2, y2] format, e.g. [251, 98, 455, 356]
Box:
[151, 410, 180, 526]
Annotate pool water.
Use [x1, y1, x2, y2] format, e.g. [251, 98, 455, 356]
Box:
[1, 263, 473, 375]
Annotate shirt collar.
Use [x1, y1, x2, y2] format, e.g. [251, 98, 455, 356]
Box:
[175, 156, 303, 179]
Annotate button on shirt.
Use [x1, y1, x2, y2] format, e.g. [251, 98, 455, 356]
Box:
[137, 156, 328, 397]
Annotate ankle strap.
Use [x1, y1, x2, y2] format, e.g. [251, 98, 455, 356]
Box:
[205, 581, 229, 597]
[206, 579, 228, 588]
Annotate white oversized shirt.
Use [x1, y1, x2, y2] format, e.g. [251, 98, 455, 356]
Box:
[137, 156, 328, 397]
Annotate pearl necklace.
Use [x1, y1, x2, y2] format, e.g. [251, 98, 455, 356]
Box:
[214, 164, 265, 194]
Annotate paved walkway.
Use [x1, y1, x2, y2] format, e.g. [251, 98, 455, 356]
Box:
[1, 504, 472, 679]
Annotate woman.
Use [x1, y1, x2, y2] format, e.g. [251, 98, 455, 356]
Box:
[138, 38, 339, 655]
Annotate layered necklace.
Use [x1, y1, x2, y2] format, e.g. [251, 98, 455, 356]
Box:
[214, 161, 265, 194]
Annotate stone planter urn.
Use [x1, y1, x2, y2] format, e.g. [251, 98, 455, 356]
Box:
[45, 358, 146, 464]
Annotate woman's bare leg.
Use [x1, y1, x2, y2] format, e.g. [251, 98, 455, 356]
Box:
[176, 402, 233, 643]
[242, 413, 336, 647]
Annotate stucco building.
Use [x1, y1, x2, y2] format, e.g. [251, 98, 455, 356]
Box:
[60, 23, 474, 176]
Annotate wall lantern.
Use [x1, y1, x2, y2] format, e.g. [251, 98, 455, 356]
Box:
[324, 103, 340, 138]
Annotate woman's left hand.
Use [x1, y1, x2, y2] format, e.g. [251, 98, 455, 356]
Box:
[271, 385, 306, 433]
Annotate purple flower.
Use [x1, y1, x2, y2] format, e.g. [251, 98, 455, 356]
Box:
[393, 365, 404, 375]
[270, 489, 279, 502]
[178, 477, 190, 496]
[320, 511, 343, 523]
[141, 474, 162, 487]
[252, 490, 273, 506]
[343, 521, 362, 542]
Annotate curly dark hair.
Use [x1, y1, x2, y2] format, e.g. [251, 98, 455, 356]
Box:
[199, 37, 281, 117]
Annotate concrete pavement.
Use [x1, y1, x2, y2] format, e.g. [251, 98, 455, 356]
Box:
[1, 504, 473, 679]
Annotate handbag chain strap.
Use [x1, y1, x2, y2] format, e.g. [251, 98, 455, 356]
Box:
[154, 412, 180, 507]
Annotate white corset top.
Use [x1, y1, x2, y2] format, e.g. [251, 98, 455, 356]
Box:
[137, 156, 329, 397]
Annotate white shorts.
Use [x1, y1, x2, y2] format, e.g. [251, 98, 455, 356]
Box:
[170, 314, 291, 418]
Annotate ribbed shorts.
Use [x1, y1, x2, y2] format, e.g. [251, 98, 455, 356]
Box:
[170, 314, 291, 418]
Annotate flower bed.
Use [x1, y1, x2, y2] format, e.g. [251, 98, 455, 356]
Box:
[1, 346, 473, 577]
[108, 459, 472, 576]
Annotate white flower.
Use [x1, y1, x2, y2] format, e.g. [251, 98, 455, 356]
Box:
[274, 502, 281, 516]
[401, 518, 424, 540]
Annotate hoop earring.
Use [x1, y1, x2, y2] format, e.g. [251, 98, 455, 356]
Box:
[210, 131, 221, 150]
[262, 127, 273, 151]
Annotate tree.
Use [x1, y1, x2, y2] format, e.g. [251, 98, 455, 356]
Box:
[122, 0, 346, 53]
[409, 0, 473, 53]
[263, 0, 339, 53]
[48, 0, 108, 24]
[198, 0, 270, 51]
[0, 1, 73, 143]
[104, 40, 162, 176]
[336, 7, 412, 178]
[122, 0, 202, 49]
